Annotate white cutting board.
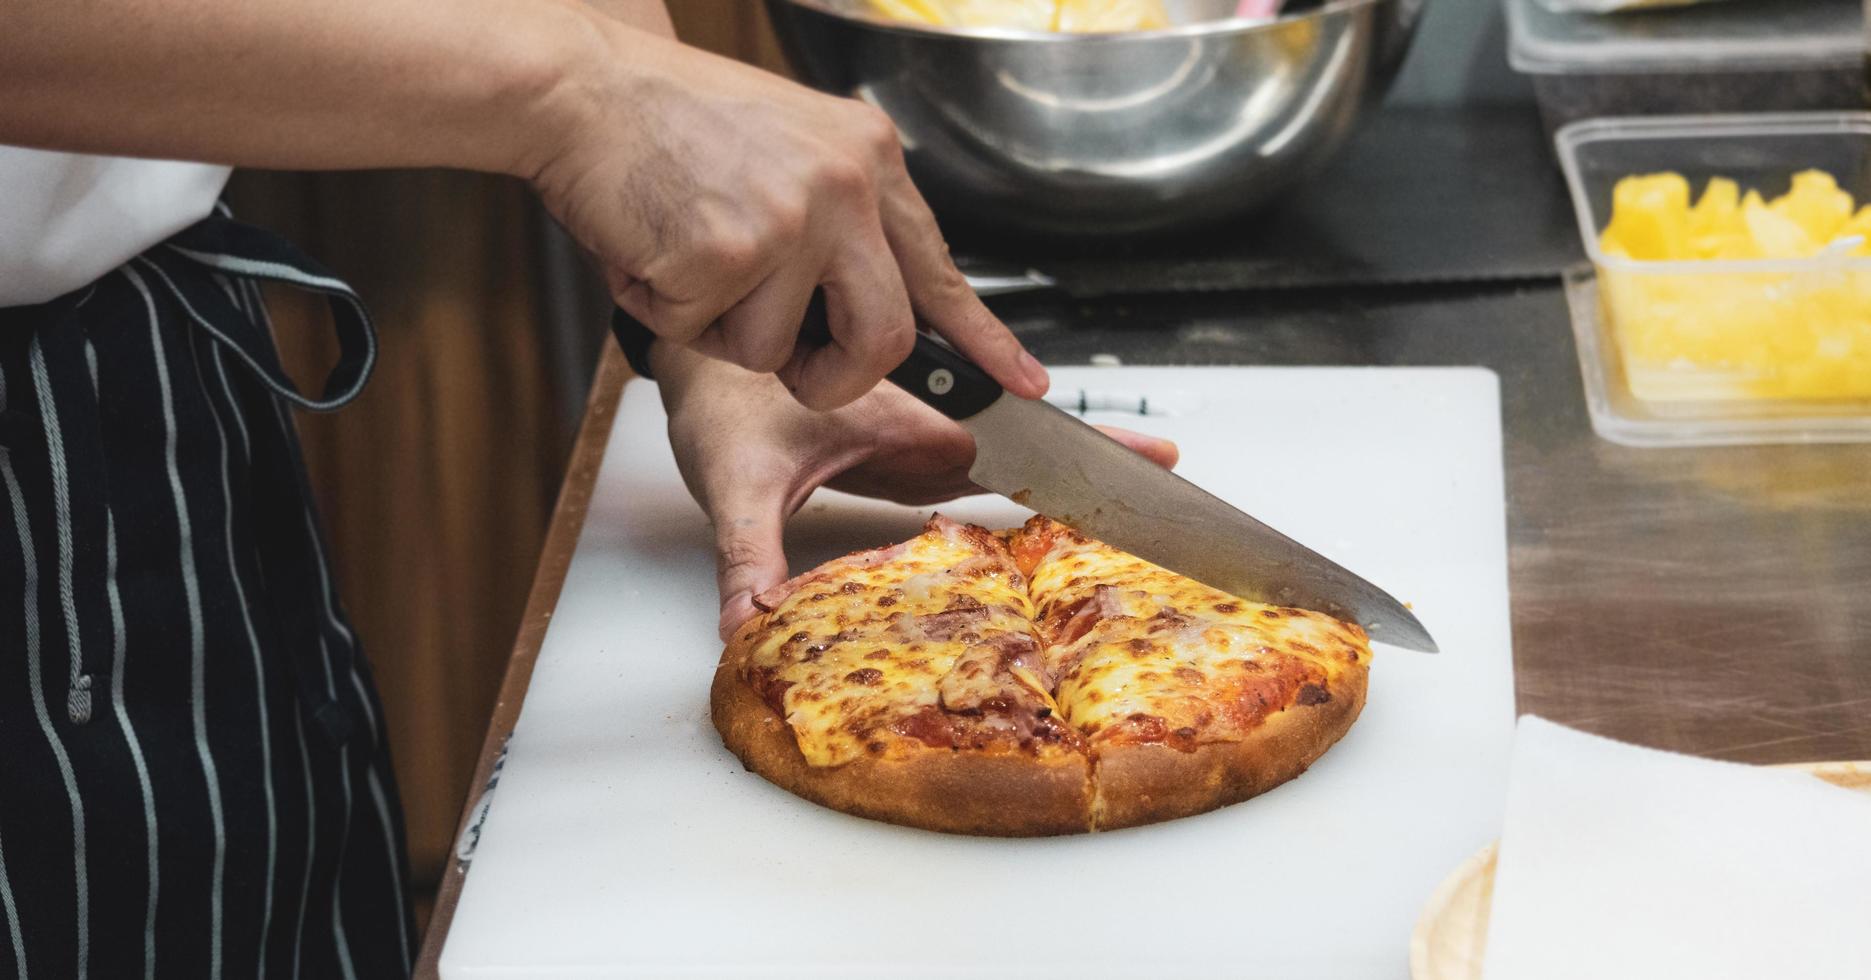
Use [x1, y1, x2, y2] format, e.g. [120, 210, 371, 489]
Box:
[442, 366, 1514, 979]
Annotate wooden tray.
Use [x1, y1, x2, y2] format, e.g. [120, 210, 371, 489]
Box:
[1410, 760, 1871, 980]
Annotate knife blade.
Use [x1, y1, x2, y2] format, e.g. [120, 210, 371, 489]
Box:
[883, 333, 1437, 653]
[611, 305, 1438, 652]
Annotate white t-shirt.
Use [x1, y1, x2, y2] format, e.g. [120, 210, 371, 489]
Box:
[0, 144, 231, 307]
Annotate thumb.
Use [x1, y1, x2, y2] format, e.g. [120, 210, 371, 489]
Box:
[711, 498, 791, 642]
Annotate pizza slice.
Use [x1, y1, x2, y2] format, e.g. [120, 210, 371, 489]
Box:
[713, 515, 1093, 835]
[1008, 516, 1371, 830]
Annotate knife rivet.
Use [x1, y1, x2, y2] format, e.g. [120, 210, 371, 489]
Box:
[927, 369, 954, 395]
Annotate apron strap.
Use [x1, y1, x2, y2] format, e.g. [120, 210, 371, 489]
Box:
[139, 215, 378, 413]
[134, 215, 378, 747]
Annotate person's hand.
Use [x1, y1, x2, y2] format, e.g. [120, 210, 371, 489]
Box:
[652, 345, 1179, 640]
[526, 15, 1048, 411]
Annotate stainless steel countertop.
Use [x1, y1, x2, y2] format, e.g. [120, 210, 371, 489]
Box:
[999, 281, 1871, 762]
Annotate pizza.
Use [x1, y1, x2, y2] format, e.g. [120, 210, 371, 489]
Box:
[711, 514, 1372, 835]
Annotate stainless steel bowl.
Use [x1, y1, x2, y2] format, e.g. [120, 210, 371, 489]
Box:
[765, 0, 1426, 237]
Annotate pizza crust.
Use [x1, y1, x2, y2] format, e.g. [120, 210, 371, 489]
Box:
[711, 646, 1096, 837]
[713, 635, 1366, 835]
[710, 516, 1374, 836]
[1089, 668, 1367, 831]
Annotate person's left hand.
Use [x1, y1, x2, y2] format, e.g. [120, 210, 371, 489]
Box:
[652, 344, 1180, 640]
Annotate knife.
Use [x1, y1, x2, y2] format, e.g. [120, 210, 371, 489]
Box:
[612, 305, 1439, 653]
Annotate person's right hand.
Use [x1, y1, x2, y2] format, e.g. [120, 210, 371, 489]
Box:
[524, 15, 1049, 411]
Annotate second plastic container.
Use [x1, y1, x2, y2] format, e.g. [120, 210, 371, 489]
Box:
[1508, 0, 1864, 138]
[1557, 113, 1871, 439]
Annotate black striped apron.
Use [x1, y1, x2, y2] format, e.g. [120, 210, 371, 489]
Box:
[0, 214, 414, 979]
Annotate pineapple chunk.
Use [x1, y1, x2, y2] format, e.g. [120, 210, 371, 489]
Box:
[1596, 170, 1871, 401]
[1687, 177, 1739, 234]
[1743, 190, 1817, 259]
[1686, 178, 1744, 259]
[1601, 173, 1691, 260]
[1771, 170, 1854, 243]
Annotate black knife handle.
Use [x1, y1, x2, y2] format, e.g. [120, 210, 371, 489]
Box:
[612, 291, 1004, 421]
[886, 334, 1002, 420]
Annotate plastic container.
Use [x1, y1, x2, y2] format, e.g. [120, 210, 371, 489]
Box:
[1557, 112, 1871, 446]
[1507, 0, 1864, 137]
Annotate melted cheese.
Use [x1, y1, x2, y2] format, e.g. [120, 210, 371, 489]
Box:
[741, 516, 1371, 766]
[746, 517, 1045, 766]
[1014, 517, 1370, 747]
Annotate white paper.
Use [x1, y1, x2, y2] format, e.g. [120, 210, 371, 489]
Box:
[1484, 717, 1871, 980]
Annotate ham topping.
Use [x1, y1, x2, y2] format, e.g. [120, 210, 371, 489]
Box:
[752, 539, 913, 611]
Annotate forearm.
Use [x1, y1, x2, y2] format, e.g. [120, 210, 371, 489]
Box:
[0, 0, 671, 177]
[5, 0, 1042, 411]
[583, 0, 674, 36]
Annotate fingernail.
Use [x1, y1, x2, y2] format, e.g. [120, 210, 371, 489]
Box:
[1019, 351, 1049, 392]
[719, 591, 753, 641]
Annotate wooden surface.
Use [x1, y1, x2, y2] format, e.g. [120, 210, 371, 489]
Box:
[667, 0, 793, 76]
[230, 168, 576, 928]
[412, 346, 631, 980]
